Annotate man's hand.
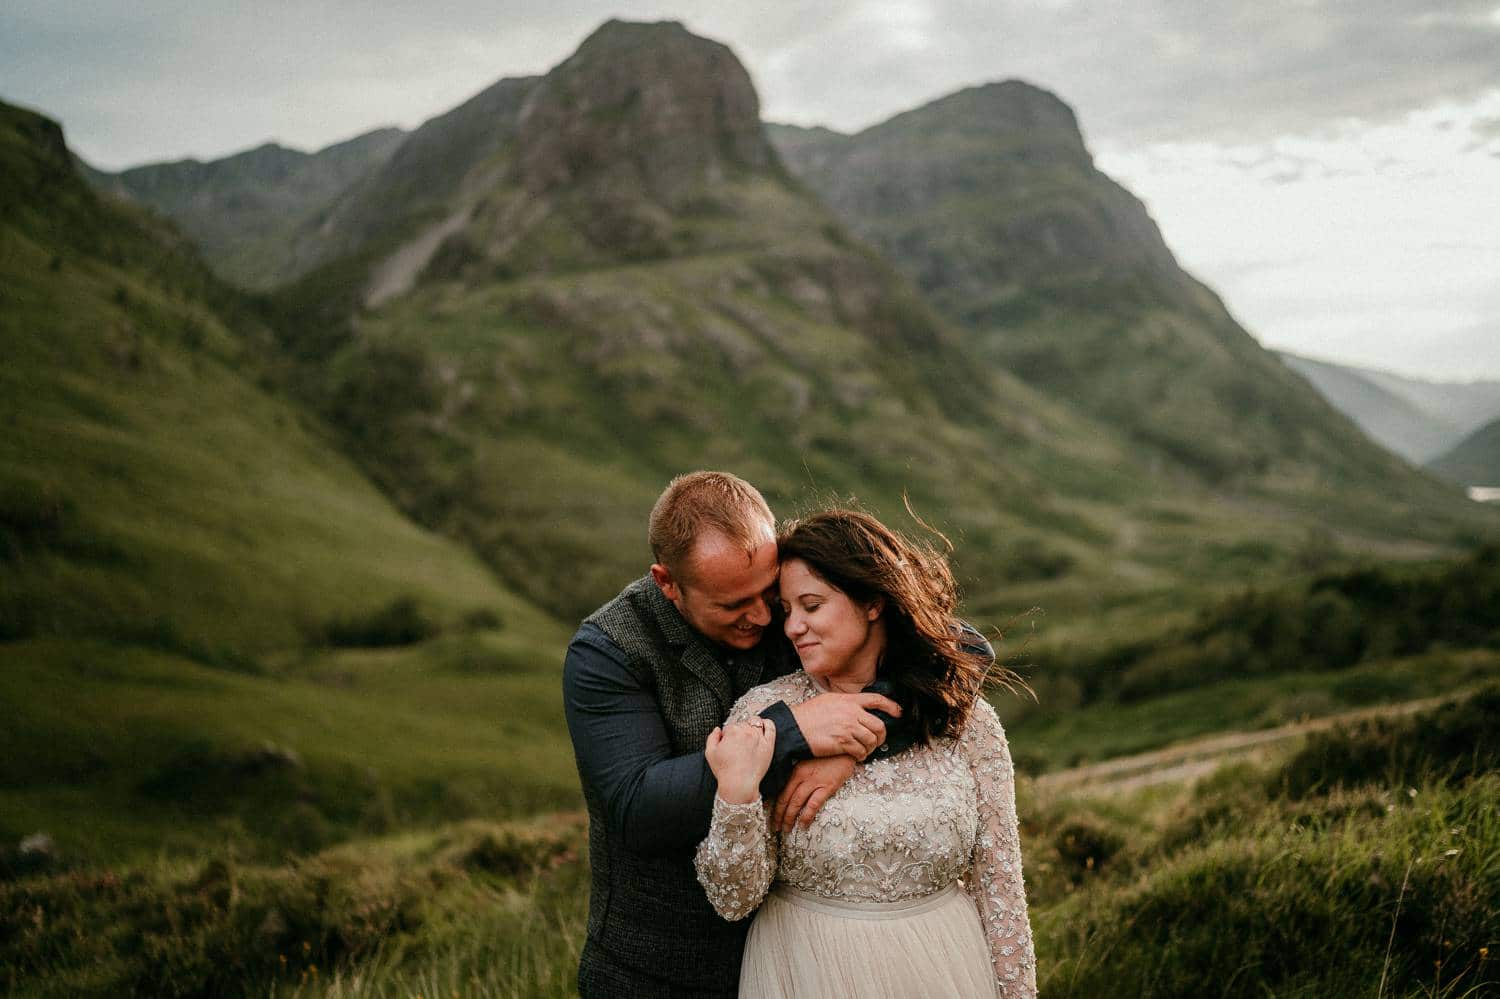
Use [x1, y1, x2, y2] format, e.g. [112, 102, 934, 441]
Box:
[773, 755, 857, 831]
[789, 692, 901, 760]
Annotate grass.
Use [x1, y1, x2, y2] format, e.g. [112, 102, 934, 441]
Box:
[0, 634, 578, 866]
[1004, 647, 1500, 772]
[1, 816, 587, 998]
[7, 688, 1496, 998]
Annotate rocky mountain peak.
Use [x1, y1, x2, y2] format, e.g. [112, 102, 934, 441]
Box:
[516, 19, 776, 206]
[869, 79, 1090, 163]
[2, 102, 75, 204]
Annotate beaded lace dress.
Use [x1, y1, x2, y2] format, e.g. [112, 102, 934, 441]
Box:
[694, 670, 1037, 998]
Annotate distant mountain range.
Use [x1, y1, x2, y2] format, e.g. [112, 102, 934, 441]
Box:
[82, 128, 407, 290]
[13, 18, 1498, 633]
[1278, 352, 1500, 479]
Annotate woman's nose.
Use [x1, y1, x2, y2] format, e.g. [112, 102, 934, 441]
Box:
[784, 610, 804, 636]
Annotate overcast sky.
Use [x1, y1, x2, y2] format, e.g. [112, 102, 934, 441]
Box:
[3, 1, 1498, 380]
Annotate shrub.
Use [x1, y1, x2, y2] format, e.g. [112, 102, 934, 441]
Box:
[319, 596, 435, 648]
[1053, 815, 1127, 879]
[1274, 684, 1500, 799]
[1038, 776, 1500, 998]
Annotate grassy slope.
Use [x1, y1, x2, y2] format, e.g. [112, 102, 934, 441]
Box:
[0, 100, 576, 863]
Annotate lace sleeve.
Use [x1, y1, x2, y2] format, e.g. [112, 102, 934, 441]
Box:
[959, 698, 1037, 997]
[692, 680, 795, 920]
[694, 795, 776, 921]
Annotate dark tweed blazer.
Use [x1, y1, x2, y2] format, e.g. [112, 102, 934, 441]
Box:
[574, 576, 795, 997]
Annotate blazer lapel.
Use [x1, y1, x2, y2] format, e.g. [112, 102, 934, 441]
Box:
[645, 580, 734, 714]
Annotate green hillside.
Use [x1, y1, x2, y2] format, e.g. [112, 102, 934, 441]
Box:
[0, 100, 576, 864]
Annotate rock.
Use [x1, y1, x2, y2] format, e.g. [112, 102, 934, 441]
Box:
[517, 20, 777, 208]
[18, 832, 55, 858]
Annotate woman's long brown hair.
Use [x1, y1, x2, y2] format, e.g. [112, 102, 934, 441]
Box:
[776, 509, 1005, 743]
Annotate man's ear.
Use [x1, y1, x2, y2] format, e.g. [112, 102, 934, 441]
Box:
[650, 563, 680, 604]
[866, 595, 885, 621]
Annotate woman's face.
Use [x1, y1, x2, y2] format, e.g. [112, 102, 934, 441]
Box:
[778, 558, 884, 683]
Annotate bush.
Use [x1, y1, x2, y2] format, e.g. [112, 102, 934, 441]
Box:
[1052, 815, 1127, 879]
[1274, 684, 1500, 799]
[1038, 776, 1500, 998]
[319, 596, 436, 648]
[0, 817, 586, 997]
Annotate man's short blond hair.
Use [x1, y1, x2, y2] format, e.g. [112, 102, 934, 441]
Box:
[648, 471, 775, 579]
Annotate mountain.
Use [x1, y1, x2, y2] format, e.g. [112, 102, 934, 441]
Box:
[766, 85, 1464, 505]
[0, 98, 576, 859]
[772, 83, 1183, 319]
[1357, 366, 1500, 440]
[85, 127, 406, 289]
[254, 20, 1161, 621]
[1429, 418, 1500, 486]
[1278, 352, 1464, 463]
[71, 22, 1499, 627]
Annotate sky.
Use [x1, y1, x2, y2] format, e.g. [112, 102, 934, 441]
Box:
[3, 1, 1498, 381]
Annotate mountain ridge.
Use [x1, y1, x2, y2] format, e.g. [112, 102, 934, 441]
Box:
[765, 82, 1470, 510]
[50, 20, 1500, 621]
[83, 126, 407, 289]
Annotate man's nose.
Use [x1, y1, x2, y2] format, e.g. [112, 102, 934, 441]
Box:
[746, 594, 772, 627]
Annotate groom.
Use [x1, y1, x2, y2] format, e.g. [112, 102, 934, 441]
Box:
[563, 471, 904, 996]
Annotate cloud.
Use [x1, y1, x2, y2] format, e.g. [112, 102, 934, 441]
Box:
[1098, 89, 1500, 379]
[5, 0, 1500, 167]
[3, 0, 1497, 379]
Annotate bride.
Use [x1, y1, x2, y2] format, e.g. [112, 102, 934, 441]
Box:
[694, 509, 1036, 998]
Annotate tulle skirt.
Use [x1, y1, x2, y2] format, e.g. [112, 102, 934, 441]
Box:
[739, 883, 998, 998]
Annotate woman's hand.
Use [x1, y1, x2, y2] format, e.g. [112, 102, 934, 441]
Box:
[705, 718, 777, 804]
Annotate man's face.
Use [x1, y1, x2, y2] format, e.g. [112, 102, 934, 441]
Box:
[652, 530, 779, 650]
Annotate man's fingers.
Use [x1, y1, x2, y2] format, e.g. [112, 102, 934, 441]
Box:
[797, 788, 831, 827]
[855, 693, 902, 716]
[777, 780, 816, 832]
[857, 713, 886, 741]
[771, 780, 795, 828]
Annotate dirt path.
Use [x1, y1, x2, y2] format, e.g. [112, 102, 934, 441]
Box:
[1035, 693, 1456, 798]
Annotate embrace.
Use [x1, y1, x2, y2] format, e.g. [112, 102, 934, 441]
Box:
[563, 471, 1036, 997]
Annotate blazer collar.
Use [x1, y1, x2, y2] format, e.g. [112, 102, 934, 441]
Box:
[639, 576, 742, 711]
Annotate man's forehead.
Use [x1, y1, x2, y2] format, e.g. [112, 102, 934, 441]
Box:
[685, 530, 777, 588]
[687, 526, 773, 563]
